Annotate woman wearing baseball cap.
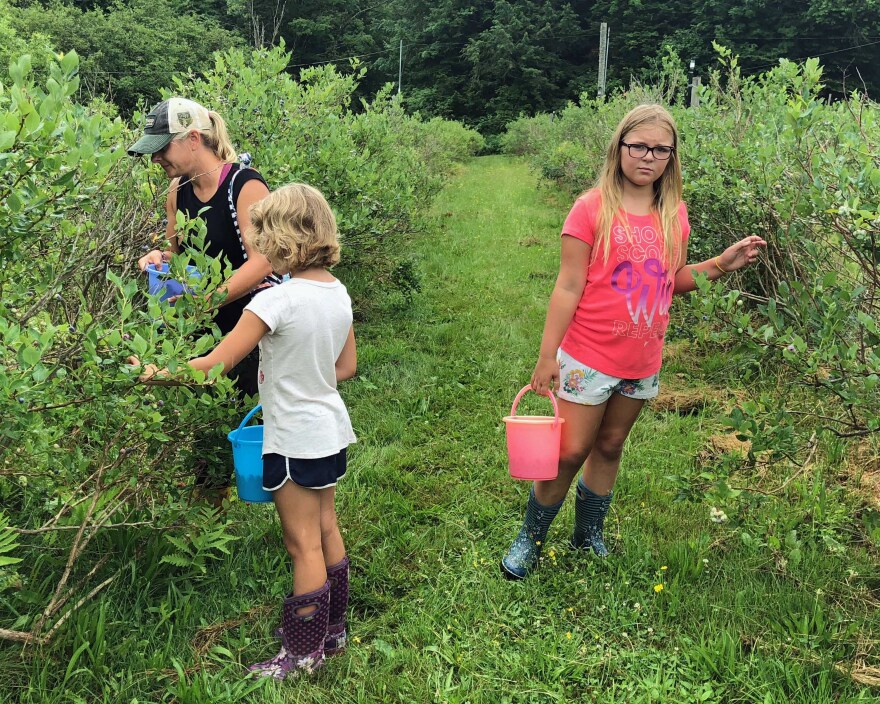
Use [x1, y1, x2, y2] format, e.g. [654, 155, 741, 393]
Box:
[130, 97, 278, 503]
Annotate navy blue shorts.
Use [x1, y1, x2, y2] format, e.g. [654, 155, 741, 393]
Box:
[263, 449, 347, 491]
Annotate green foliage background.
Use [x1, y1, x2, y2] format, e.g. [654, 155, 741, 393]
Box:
[3, 0, 879, 131]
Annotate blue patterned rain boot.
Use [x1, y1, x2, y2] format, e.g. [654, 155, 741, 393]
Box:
[500, 487, 564, 580]
[571, 477, 613, 557]
[249, 580, 330, 679]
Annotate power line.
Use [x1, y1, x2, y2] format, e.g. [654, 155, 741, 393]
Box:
[285, 29, 609, 70]
[746, 35, 880, 41]
[287, 46, 396, 68]
[742, 38, 880, 71]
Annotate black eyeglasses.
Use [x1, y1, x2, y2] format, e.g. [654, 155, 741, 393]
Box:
[620, 142, 675, 160]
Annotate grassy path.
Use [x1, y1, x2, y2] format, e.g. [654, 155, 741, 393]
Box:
[303, 156, 876, 703]
[8, 156, 876, 703]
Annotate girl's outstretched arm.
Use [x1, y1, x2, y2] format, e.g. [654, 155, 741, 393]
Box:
[531, 236, 591, 395]
[673, 235, 766, 295]
[188, 311, 268, 376]
[335, 325, 357, 382]
[130, 311, 267, 382]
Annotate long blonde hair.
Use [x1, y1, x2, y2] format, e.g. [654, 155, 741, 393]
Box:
[592, 104, 683, 268]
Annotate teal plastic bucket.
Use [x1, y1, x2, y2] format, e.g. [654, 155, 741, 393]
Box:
[227, 405, 272, 503]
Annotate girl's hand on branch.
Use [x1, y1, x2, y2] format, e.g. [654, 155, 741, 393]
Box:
[718, 236, 767, 273]
[127, 356, 164, 382]
[531, 356, 560, 397]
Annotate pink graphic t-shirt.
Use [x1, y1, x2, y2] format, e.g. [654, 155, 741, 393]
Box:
[559, 190, 690, 378]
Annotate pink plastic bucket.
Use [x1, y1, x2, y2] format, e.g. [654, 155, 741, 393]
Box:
[503, 385, 564, 481]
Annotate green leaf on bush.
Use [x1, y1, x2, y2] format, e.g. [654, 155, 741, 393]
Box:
[0, 514, 22, 569]
[20, 346, 40, 366]
[130, 333, 147, 357]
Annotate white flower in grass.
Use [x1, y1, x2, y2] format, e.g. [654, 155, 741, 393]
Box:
[709, 506, 728, 524]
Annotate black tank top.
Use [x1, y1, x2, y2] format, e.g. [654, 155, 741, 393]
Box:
[175, 164, 268, 335]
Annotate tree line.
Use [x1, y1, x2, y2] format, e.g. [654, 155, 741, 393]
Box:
[3, 0, 879, 131]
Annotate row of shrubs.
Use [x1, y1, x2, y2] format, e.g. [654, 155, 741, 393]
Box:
[0, 46, 482, 646]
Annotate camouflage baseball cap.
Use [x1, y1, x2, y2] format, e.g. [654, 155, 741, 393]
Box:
[127, 97, 212, 155]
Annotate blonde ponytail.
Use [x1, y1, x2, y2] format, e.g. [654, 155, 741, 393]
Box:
[202, 111, 237, 162]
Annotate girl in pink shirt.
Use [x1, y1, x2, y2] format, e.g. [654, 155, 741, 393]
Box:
[501, 104, 766, 580]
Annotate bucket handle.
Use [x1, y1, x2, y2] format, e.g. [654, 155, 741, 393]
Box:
[145, 263, 169, 276]
[509, 385, 560, 428]
[236, 404, 262, 434]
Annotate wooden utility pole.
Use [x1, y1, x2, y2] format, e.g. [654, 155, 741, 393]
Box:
[687, 59, 695, 105]
[690, 76, 701, 108]
[597, 23, 610, 99]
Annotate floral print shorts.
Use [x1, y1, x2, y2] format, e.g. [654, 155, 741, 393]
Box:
[556, 349, 660, 405]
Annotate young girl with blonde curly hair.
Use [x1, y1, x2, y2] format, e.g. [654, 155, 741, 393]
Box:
[133, 183, 356, 677]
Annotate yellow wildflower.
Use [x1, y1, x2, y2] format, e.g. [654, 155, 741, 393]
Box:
[654, 583, 665, 593]
[660, 566, 668, 571]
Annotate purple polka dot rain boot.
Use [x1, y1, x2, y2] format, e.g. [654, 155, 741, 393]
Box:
[324, 556, 350, 656]
[249, 580, 330, 680]
[273, 557, 350, 656]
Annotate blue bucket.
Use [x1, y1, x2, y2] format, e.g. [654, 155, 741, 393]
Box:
[145, 263, 201, 302]
[227, 405, 272, 503]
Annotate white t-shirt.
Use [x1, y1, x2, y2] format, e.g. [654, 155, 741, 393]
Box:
[244, 278, 356, 459]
